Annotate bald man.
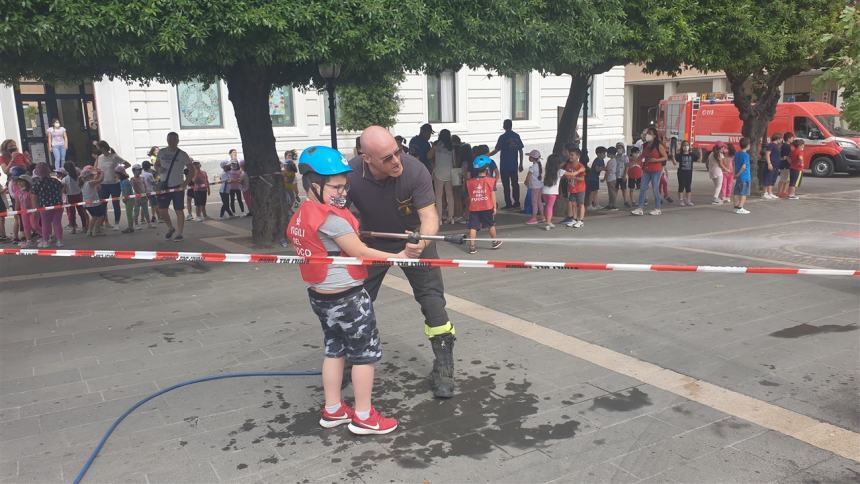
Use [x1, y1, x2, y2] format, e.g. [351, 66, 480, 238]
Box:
[347, 126, 456, 399]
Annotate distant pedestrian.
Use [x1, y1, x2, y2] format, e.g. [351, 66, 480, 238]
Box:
[240, 160, 252, 216]
[614, 143, 631, 207]
[673, 140, 698, 206]
[218, 162, 234, 219]
[466, 155, 502, 254]
[586, 146, 606, 210]
[562, 149, 586, 227]
[428, 129, 456, 224]
[778, 132, 795, 198]
[732, 137, 752, 214]
[46, 119, 68, 171]
[11, 174, 36, 247]
[541, 154, 565, 230]
[708, 142, 726, 204]
[719, 143, 735, 203]
[488, 119, 524, 209]
[192, 161, 210, 221]
[524, 150, 545, 224]
[154, 132, 195, 242]
[631, 127, 668, 216]
[95, 140, 131, 230]
[32, 163, 65, 247]
[763, 133, 782, 200]
[627, 146, 643, 203]
[62, 162, 89, 234]
[226, 153, 244, 214]
[409, 123, 435, 172]
[80, 165, 106, 236]
[604, 146, 620, 210]
[116, 165, 136, 233]
[131, 164, 153, 228]
[788, 139, 805, 200]
[141, 160, 159, 223]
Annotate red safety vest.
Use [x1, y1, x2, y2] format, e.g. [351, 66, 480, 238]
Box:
[287, 202, 368, 284]
[467, 176, 495, 211]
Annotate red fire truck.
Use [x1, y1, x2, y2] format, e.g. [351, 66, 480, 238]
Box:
[656, 93, 860, 177]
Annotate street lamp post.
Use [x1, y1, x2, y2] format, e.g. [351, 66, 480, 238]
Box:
[318, 63, 342, 149]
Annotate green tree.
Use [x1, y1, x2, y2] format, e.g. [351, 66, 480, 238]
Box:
[337, 73, 404, 131]
[0, 0, 437, 244]
[670, 0, 843, 177]
[814, 5, 860, 129]
[456, 0, 696, 154]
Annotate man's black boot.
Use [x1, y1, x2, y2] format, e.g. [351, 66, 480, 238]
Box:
[429, 333, 456, 398]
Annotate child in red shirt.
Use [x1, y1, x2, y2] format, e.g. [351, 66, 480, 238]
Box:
[562, 149, 587, 228]
[466, 155, 501, 254]
[788, 139, 804, 199]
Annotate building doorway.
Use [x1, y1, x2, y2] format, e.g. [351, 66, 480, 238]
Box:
[14, 81, 98, 167]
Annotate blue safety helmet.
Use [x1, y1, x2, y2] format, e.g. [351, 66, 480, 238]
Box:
[298, 146, 352, 176]
[472, 155, 493, 170]
[9, 166, 25, 179]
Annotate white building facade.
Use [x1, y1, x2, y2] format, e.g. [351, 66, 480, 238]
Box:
[1, 66, 625, 172]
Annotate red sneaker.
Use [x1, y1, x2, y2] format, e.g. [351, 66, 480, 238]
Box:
[319, 401, 355, 428]
[348, 406, 398, 435]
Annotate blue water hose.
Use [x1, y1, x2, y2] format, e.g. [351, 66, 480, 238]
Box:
[73, 370, 322, 484]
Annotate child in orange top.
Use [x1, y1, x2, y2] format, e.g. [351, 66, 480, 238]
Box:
[787, 139, 804, 199]
[465, 155, 501, 254]
[562, 148, 586, 228]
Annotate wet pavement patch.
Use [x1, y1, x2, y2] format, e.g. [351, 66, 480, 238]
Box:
[769, 323, 858, 338]
[590, 387, 652, 412]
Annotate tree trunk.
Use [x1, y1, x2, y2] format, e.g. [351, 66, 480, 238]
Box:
[727, 70, 793, 194]
[226, 64, 287, 246]
[553, 73, 590, 155]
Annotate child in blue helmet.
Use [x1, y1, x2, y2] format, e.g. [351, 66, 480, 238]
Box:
[465, 155, 502, 254]
[287, 146, 404, 435]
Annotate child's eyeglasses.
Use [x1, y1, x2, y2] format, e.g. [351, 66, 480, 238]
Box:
[325, 183, 349, 194]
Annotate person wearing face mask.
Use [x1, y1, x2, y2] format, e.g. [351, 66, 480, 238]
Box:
[287, 145, 404, 436]
[672, 140, 699, 206]
[46, 119, 68, 171]
[631, 127, 668, 216]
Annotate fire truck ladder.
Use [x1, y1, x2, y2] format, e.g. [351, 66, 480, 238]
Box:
[690, 97, 700, 143]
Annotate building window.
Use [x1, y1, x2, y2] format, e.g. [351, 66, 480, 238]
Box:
[269, 87, 295, 127]
[511, 73, 529, 120]
[176, 81, 223, 129]
[579, 84, 595, 117]
[427, 70, 456, 123]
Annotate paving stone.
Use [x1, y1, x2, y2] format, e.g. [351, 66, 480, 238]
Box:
[17, 389, 103, 419]
[0, 369, 81, 396]
[731, 430, 834, 475]
[0, 416, 41, 442]
[13, 453, 63, 483]
[0, 408, 20, 424]
[38, 394, 162, 432]
[541, 415, 679, 463]
[0, 459, 16, 480]
[642, 447, 797, 483]
[650, 400, 730, 431]
[0, 430, 72, 460]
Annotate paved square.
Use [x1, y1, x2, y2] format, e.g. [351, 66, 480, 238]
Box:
[1, 173, 858, 482]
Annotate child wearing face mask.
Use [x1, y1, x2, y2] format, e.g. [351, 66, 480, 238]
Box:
[287, 146, 404, 436]
[673, 141, 699, 206]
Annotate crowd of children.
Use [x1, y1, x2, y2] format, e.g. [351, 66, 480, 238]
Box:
[0, 141, 260, 246]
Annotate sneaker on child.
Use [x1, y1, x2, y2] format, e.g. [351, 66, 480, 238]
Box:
[319, 401, 355, 428]
[348, 406, 398, 435]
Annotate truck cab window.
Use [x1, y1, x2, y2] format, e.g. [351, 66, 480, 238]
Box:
[794, 117, 823, 140]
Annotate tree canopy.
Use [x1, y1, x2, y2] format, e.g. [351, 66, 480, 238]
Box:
[815, 4, 860, 128]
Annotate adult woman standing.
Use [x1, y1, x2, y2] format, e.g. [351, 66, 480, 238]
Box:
[46, 119, 68, 171]
[95, 140, 131, 229]
[631, 127, 668, 216]
[428, 129, 456, 224]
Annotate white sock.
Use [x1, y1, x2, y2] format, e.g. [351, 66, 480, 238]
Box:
[356, 410, 370, 420]
[325, 402, 341, 414]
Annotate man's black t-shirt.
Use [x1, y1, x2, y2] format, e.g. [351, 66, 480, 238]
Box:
[346, 153, 435, 234]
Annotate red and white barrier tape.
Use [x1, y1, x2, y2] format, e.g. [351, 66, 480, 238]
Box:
[0, 170, 289, 218]
[0, 186, 187, 217]
[2, 248, 857, 277]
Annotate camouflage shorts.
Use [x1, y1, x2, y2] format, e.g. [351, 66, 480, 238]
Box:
[308, 285, 382, 364]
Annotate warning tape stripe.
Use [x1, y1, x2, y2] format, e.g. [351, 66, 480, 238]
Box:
[1, 248, 857, 277]
[0, 170, 288, 217]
